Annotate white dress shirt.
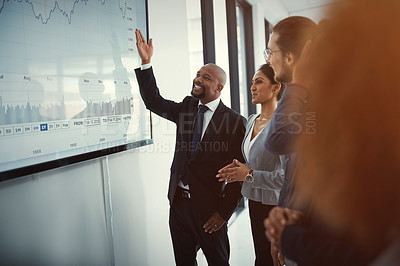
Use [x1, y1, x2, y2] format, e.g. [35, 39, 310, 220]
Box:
[178, 96, 220, 189]
[243, 119, 261, 161]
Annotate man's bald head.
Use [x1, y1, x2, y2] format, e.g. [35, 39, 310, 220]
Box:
[204, 63, 227, 87]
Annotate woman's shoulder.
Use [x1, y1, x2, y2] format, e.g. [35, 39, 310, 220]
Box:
[245, 114, 258, 131]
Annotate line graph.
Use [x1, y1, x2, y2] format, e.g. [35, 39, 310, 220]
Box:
[0, 0, 130, 24]
[0, 0, 150, 178]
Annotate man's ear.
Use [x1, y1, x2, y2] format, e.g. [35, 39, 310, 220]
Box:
[284, 51, 296, 68]
[217, 84, 224, 93]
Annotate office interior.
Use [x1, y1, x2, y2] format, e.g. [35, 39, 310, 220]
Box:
[0, 0, 331, 265]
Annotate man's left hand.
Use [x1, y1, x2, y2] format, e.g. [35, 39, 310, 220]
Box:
[203, 212, 225, 234]
[264, 207, 304, 249]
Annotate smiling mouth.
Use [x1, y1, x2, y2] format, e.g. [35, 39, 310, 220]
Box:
[193, 84, 203, 91]
[191, 83, 206, 99]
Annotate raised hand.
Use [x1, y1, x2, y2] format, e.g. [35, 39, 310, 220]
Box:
[135, 29, 153, 64]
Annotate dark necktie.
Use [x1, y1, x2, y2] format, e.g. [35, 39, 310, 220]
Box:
[191, 104, 209, 159]
[181, 104, 208, 186]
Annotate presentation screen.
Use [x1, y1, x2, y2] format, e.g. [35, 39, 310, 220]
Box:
[0, 0, 151, 181]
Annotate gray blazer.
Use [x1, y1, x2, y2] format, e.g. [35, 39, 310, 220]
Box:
[241, 114, 285, 205]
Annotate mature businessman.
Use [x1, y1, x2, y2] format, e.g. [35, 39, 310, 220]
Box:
[134, 29, 246, 266]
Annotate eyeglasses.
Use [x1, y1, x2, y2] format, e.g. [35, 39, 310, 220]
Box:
[263, 48, 281, 60]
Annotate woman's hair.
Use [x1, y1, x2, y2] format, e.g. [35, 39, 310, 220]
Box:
[256, 64, 284, 100]
[294, 0, 400, 249]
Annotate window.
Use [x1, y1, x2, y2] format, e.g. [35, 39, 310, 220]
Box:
[265, 19, 271, 50]
[186, 0, 255, 116]
[213, 0, 231, 107]
[236, 4, 248, 117]
[225, 0, 255, 116]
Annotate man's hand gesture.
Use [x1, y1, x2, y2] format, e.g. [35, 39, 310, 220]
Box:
[135, 29, 153, 65]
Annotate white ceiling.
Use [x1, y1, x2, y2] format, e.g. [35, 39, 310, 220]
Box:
[280, 0, 334, 13]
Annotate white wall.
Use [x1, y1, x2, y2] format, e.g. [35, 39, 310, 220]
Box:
[108, 0, 192, 264]
[251, 0, 326, 70]
[0, 159, 111, 265]
[251, 0, 289, 69]
[0, 0, 190, 265]
[289, 5, 330, 22]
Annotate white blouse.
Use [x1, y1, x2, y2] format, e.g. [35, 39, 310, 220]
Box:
[243, 118, 262, 161]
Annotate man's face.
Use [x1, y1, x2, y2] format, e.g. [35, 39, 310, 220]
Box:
[267, 32, 293, 83]
[191, 65, 222, 103]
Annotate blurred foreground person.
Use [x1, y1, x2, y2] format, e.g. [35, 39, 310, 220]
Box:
[279, 0, 400, 265]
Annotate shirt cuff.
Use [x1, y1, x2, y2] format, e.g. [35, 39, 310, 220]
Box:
[141, 63, 152, 70]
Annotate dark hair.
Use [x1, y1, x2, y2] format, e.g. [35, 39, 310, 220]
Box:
[273, 16, 317, 58]
[257, 64, 285, 100]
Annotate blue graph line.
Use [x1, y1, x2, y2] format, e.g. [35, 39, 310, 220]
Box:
[0, 0, 128, 24]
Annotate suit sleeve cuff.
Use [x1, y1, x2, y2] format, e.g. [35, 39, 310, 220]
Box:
[141, 63, 152, 70]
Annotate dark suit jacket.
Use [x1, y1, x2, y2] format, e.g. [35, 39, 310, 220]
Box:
[265, 84, 308, 208]
[281, 213, 375, 266]
[135, 67, 246, 221]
